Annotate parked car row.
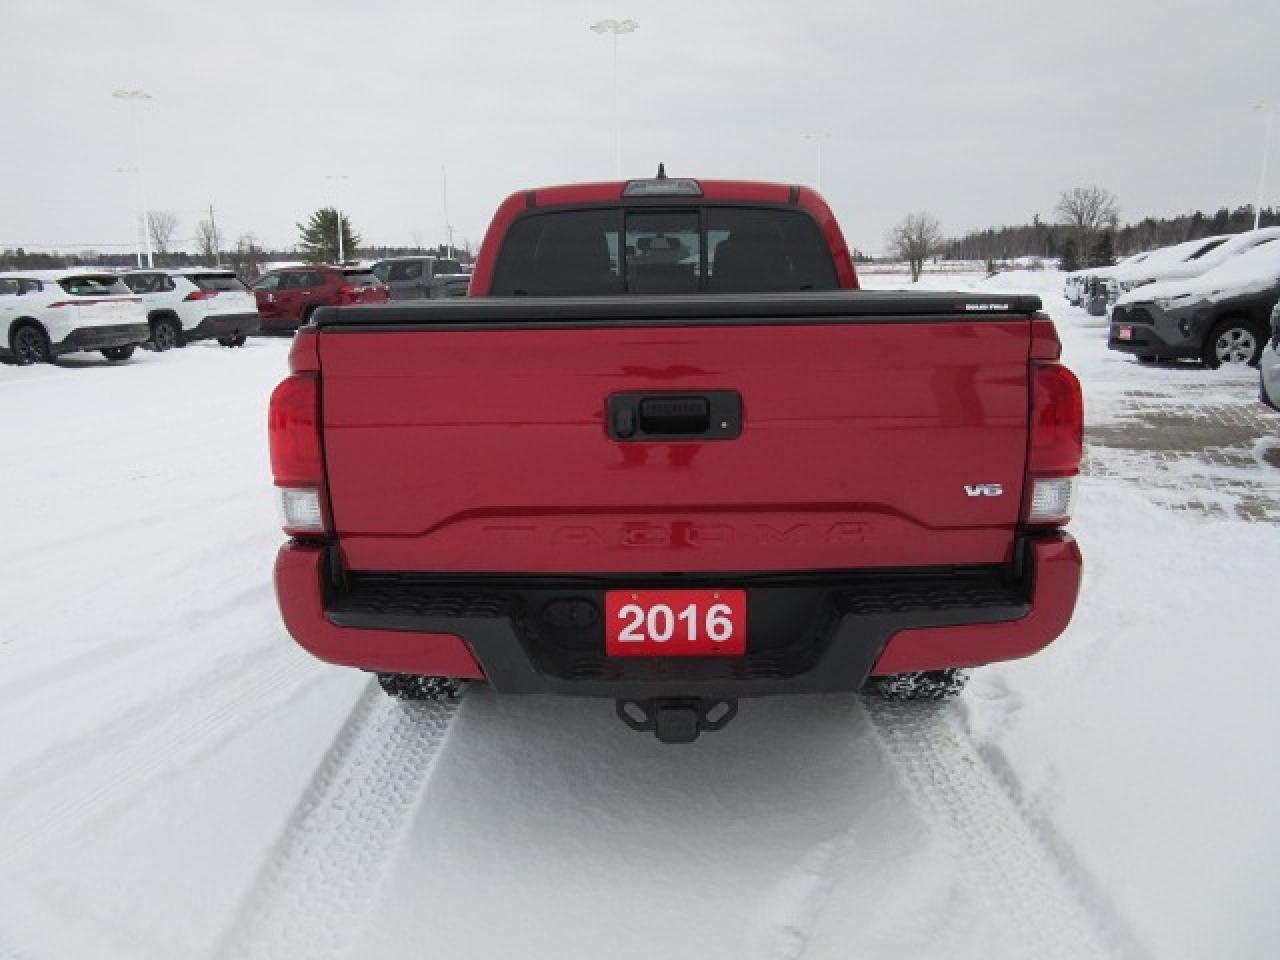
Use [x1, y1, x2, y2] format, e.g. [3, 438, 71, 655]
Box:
[1065, 228, 1280, 319]
[1107, 235, 1280, 370]
[2, 255, 471, 365]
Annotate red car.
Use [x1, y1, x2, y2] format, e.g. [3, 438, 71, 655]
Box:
[268, 174, 1083, 743]
[251, 265, 388, 333]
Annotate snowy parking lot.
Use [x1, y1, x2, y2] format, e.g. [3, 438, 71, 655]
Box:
[2, 271, 1278, 960]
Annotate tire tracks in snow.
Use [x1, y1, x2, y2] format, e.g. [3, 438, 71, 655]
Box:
[0, 642, 318, 864]
[214, 683, 459, 960]
[859, 699, 1138, 960]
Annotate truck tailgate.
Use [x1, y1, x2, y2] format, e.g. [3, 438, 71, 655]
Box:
[317, 295, 1034, 574]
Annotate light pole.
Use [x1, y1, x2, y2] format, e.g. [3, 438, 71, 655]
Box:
[325, 174, 349, 263]
[112, 89, 154, 267]
[589, 18, 639, 177]
[442, 165, 455, 259]
[113, 166, 144, 267]
[803, 133, 831, 191]
[1253, 104, 1274, 230]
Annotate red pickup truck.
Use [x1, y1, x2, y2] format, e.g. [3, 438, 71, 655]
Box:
[269, 175, 1083, 743]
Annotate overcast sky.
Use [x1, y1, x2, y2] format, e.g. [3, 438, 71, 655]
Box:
[2, 0, 1278, 256]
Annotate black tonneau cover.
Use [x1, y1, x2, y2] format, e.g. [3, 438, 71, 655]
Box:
[313, 291, 1042, 331]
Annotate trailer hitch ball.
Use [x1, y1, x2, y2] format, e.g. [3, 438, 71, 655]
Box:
[615, 697, 739, 744]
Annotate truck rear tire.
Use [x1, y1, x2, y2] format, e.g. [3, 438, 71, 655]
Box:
[376, 672, 465, 703]
[864, 669, 968, 701]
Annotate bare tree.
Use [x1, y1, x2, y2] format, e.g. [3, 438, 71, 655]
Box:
[147, 210, 178, 258]
[228, 233, 267, 282]
[887, 213, 944, 282]
[1055, 186, 1119, 266]
[193, 218, 222, 266]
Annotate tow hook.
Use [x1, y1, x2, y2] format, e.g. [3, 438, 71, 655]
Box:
[615, 697, 738, 744]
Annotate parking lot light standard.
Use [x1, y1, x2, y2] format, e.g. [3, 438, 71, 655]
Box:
[1253, 104, 1274, 231]
[804, 133, 831, 191]
[325, 174, 350, 264]
[589, 18, 639, 178]
[113, 166, 143, 267]
[112, 89, 154, 267]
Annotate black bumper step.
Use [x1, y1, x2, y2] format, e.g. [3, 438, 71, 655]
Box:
[325, 560, 1030, 698]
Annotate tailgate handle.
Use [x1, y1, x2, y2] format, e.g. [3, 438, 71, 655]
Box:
[608, 391, 742, 442]
[639, 396, 709, 434]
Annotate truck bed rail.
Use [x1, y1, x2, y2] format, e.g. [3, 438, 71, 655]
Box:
[312, 291, 1043, 331]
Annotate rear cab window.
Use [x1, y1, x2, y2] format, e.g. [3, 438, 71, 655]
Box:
[385, 261, 424, 282]
[123, 273, 173, 293]
[341, 269, 379, 287]
[191, 273, 248, 293]
[491, 206, 837, 295]
[59, 276, 131, 296]
[1187, 238, 1229, 260]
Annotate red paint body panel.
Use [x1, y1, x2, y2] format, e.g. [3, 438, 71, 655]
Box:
[319, 320, 1030, 574]
[274, 543, 485, 678]
[871, 533, 1082, 674]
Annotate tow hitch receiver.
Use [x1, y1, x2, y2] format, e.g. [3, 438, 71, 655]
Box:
[615, 697, 739, 744]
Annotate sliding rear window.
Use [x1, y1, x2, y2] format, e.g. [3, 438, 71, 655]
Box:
[491, 206, 837, 296]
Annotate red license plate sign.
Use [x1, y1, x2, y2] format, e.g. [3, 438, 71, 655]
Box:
[605, 590, 746, 657]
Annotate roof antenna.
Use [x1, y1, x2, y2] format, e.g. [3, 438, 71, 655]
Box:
[656, 162, 667, 179]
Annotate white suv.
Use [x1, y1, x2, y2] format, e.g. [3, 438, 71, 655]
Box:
[120, 269, 260, 350]
[1, 270, 150, 364]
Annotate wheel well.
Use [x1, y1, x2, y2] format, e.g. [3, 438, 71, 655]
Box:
[1210, 311, 1257, 333]
[148, 310, 180, 327]
[9, 317, 48, 347]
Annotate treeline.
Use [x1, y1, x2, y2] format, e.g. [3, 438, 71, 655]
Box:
[944, 205, 1280, 262]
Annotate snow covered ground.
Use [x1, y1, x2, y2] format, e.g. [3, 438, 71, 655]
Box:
[1, 273, 1277, 959]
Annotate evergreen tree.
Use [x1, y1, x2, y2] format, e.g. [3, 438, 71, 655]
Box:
[297, 207, 360, 264]
[1088, 231, 1116, 267]
[1059, 236, 1081, 272]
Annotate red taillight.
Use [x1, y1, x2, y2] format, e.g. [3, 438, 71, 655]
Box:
[183, 290, 219, 301]
[269, 372, 327, 535]
[336, 285, 356, 303]
[1024, 359, 1083, 526]
[268, 373, 322, 488]
[1029, 362, 1083, 477]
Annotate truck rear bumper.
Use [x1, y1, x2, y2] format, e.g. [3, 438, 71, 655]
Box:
[274, 533, 1081, 697]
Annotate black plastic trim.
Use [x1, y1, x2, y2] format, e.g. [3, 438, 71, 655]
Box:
[312, 290, 1040, 332]
[51, 322, 151, 356]
[321, 549, 1041, 699]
